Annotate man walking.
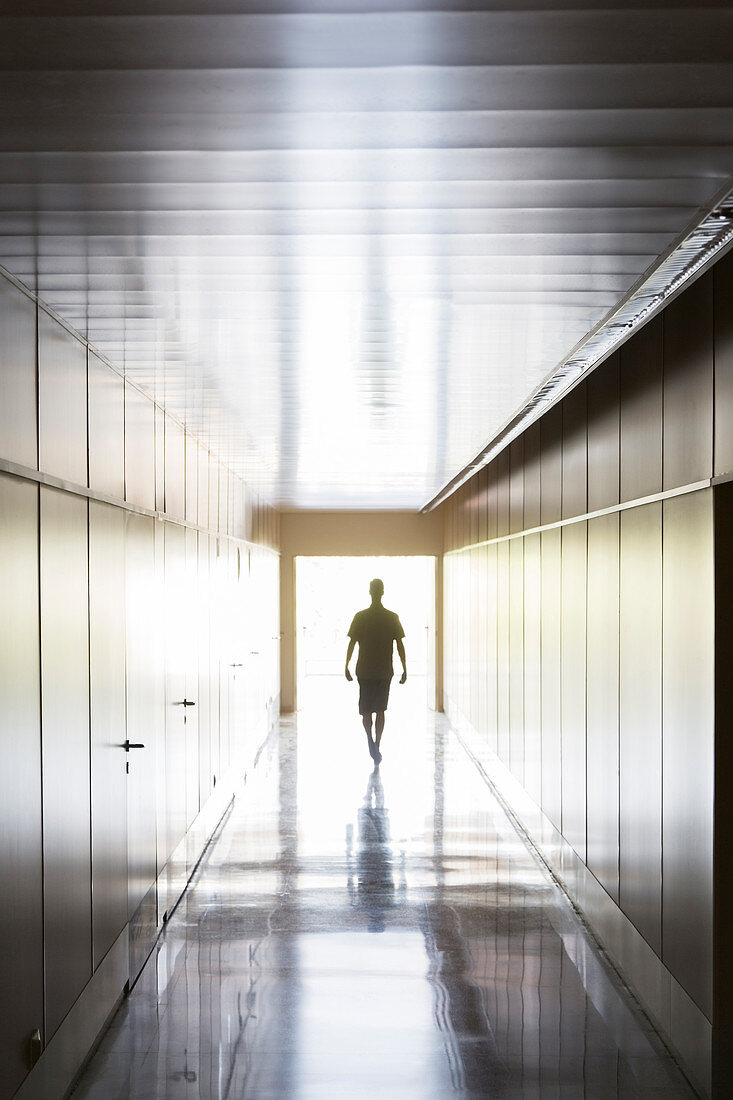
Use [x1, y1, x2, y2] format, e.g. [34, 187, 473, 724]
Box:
[345, 578, 407, 764]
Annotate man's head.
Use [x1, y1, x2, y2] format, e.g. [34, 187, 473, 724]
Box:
[369, 577, 384, 600]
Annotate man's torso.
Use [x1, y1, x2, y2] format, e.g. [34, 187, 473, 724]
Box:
[348, 605, 404, 679]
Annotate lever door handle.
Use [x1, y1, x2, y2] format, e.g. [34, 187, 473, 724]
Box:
[174, 699, 196, 707]
[230, 663, 243, 667]
[123, 740, 145, 751]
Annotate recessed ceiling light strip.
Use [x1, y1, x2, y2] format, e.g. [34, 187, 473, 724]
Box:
[421, 184, 733, 514]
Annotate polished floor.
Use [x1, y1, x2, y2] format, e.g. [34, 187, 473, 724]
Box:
[72, 679, 696, 1099]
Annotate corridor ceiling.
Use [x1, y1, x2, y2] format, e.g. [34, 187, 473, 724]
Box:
[1, 3, 733, 509]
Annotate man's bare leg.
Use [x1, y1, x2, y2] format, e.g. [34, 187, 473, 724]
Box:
[372, 712, 385, 763]
[362, 714, 377, 759]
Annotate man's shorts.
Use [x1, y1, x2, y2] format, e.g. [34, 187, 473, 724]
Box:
[358, 677, 392, 716]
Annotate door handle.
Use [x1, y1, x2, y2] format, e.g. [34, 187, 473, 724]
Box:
[123, 740, 145, 751]
[173, 699, 196, 707]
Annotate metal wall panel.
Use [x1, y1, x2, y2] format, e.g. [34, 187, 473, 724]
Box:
[540, 528, 562, 831]
[218, 459, 229, 535]
[485, 466, 498, 541]
[88, 353, 124, 499]
[0, 278, 37, 469]
[477, 467, 488, 543]
[714, 250, 733, 477]
[125, 512, 159, 917]
[485, 543, 498, 755]
[540, 403, 562, 525]
[198, 443, 210, 530]
[208, 456, 219, 531]
[197, 533, 213, 804]
[714, 481, 733, 1028]
[185, 433, 198, 525]
[164, 414, 185, 520]
[89, 502, 128, 969]
[663, 272, 714, 492]
[586, 512, 620, 901]
[619, 315, 663, 502]
[587, 354, 620, 513]
[155, 404, 165, 512]
[562, 382, 587, 520]
[496, 540, 510, 767]
[522, 423, 541, 530]
[38, 310, 87, 485]
[0, 475, 43, 1097]
[619, 503, 662, 954]
[495, 448, 510, 538]
[164, 522, 187, 862]
[509, 437, 524, 534]
[509, 536, 524, 782]
[185, 526, 200, 831]
[40, 487, 92, 1039]
[560, 521, 587, 861]
[124, 382, 155, 511]
[523, 532, 542, 808]
[662, 490, 714, 1019]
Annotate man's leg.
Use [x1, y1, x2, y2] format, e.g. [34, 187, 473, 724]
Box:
[362, 713, 377, 758]
[374, 711, 385, 751]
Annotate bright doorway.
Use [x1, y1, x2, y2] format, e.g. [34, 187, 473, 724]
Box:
[295, 556, 437, 713]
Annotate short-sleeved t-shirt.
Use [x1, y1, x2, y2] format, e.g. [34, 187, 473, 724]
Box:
[348, 605, 405, 679]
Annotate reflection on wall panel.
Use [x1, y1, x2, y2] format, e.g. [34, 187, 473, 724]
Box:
[619, 316, 663, 503]
[560, 521, 587, 862]
[662, 491, 714, 1020]
[523, 533, 541, 808]
[124, 383, 155, 511]
[714, 251, 733, 476]
[0, 279, 37, 469]
[586, 513, 620, 901]
[663, 273, 714, 492]
[476, 548, 488, 739]
[164, 415, 185, 521]
[40, 488, 92, 1039]
[540, 528, 562, 831]
[125, 512, 159, 918]
[89, 503, 128, 970]
[0, 476, 43, 1097]
[219, 462, 229, 537]
[619, 503, 662, 954]
[88, 354, 124, 498]
[38, 310, 87, 485]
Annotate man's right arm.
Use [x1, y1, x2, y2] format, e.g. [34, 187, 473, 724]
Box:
[345, 637, 356, 681]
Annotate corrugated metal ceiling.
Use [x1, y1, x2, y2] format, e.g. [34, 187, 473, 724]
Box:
[1, 2, 732, 507]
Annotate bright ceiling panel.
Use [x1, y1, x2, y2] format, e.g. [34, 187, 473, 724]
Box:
[0, 3, 732, 508]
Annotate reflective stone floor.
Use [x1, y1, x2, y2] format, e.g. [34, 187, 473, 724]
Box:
[72, 679, 696, 1098]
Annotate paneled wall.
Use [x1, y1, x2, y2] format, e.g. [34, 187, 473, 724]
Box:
[441, 251, 733, 1098]
[0, 271, 280, 1100]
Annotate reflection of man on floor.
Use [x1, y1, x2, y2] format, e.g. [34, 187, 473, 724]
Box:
[345, 578, 407, 764]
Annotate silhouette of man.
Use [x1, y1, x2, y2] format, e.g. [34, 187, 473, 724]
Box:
[345, 578, 406, 764]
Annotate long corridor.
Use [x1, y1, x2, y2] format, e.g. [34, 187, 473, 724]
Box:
[71, 682, 696, 1099]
